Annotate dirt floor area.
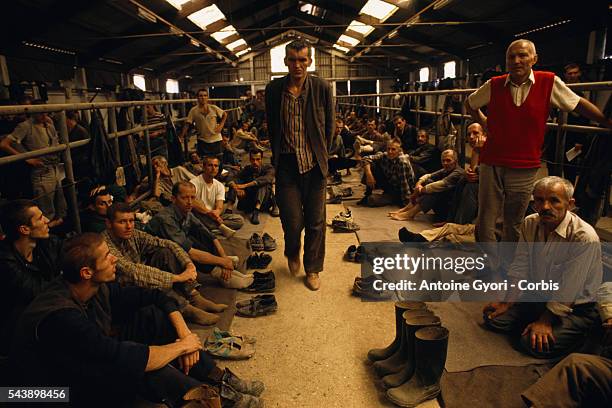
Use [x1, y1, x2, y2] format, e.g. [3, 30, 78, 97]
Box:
[222, 203, 439, 408]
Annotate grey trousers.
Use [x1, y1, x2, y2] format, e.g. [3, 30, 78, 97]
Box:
[522, 353, 612, 408]
[31, 164, 67, 221]
[476, 164, 538, 270]
[196, 211, 244, 235]
[276, 154, 326, 274]
[484, 302, 600, 358]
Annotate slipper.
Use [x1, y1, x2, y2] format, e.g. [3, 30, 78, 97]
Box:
[344, 245, 357, 261]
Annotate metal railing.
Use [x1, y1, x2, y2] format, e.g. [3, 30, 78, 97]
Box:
[336, 81, 612, 171]
[0, 97, 244, 233]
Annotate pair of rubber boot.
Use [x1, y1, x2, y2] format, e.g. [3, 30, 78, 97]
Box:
[367, 301, 449, 407]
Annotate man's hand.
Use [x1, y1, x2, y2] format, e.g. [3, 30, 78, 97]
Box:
[221, 268, 232, 281]
[214, 125, 222, 134]
[178, 350, 200, 375]
[26, 158, 44, 167]
[236, 189, 246, 199]
[366, 174, 376, 189]
[178, 267, 197, 283]
[522, 315, 556, 353]
[483, 302, 512, 319]
[415, 185, 425, 195]
[466, 168, 479, 183]
[220, 256, 234, 270]
[178, 333, 202, 355]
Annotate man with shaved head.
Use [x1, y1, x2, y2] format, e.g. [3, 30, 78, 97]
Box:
[466, 39, 611, 272]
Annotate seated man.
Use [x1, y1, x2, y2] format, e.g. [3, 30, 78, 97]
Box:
[228, 150, 279, 225]
[146, 181, 255, 289]
[329, 120, 359, 182]
[336, 117, 355, 157]
[218, 134, 241, 184]
[184, 151, 204, 176]
[407, 128, 440, 178]
[394, 114, 418, 153]
[135, 155, 196, 213]
[10, 233, 264, 407]
[103, 202, 224, 326]
[483, 176, 602, 358]
[359, 138, 415, 207]
[232, 121, 267, 153]
[353, 119, 390, 159]
[442, 123, 486, 226]
[390, 149, 465, 221]
[80, 185, 113, 233]
[521, 282, 612, 406]
[0, 200, 62, 354]
[190, 156, 244, 238]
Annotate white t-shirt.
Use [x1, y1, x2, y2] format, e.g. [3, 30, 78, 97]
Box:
[190, 176, 225, 209]
[186, 104, 225, 143]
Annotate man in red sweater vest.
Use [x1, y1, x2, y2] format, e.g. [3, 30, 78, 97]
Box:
[465, 39, 611, 270]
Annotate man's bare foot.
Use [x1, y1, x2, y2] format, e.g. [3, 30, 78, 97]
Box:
[391, 213, 414, 221]
[288, 256, 301, 276]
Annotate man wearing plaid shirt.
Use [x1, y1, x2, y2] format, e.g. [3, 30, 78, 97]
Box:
[359, 137, 415, 207]
[103, 202, 223, 326]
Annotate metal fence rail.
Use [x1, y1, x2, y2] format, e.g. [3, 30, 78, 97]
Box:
[0, 97, 244, 233]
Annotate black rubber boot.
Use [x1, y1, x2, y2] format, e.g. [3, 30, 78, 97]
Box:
[373, 312, 439, 378]
[382, 314, 440, 389]
[386, 326, 449, 407]
[367, 302, 427, 362]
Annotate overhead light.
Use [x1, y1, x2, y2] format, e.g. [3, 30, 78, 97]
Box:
[143, 67, 154, 72]
[226, 38, 247, 51]
[211, 25, 237, 42]
[99, 57, 123, 65]
[137, 7, 157, 23]
[333, 44, 350, 53]
[169, 26, 183, 37]
[514, 19, 571, 37]
[190, 39, 200, 47]
[188, 4, 226, 30]
[360, 0, 398, 22]
[184, 75, 192, 79]
[22, 41, 76, 55]
[338, 34, 360, 47]
[235, 47, 251, 57]
[348, 20, 375, 37]
[165, 0, 190, 10]
[388, 30, 399, 39]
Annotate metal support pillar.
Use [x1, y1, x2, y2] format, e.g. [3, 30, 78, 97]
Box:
[56, 110, 81, 233]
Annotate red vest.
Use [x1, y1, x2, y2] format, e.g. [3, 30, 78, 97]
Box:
[480, 71, 555, 168]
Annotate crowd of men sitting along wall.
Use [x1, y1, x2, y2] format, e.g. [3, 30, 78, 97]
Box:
[0, 37, 611, 407]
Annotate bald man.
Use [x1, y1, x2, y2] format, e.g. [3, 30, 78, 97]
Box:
[466, 39, 611, 271]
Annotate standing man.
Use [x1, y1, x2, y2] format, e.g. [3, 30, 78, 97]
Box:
[466, 39, 611, 271]
[265, 39, 334, 291]
[180, 89, 227, 159]
[0, 101, 67, 228]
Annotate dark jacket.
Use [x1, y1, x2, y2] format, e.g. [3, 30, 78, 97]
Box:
[265, 74, 335, 175]
[235, 164, 275, 187]
[408, 143, 441, 173]
[0, 236, 63, 354]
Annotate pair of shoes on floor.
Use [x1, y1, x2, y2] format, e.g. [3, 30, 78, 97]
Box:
[236, 294, 278, 317]
[246, 252, 272, 269]
[326, 195, 343, 204]
[218, 367, 265, 407]
[182, 384, 221, 408]
[332, 219, 360, 232]
[352, 276, 392, 300]
[344, 244, 366, 262]
[332, 208, 353, 223]
[248, 233, 276, 251]
[207, 327, 256, 346]
[241, 271, 275, 293]
[329, 185, 353, 198]
[204, 335, 255, 360]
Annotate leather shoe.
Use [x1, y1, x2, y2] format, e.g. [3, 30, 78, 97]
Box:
[305, 273, 320, 291]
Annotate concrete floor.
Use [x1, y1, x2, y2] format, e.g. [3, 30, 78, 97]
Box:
[222, 203, 439, 408]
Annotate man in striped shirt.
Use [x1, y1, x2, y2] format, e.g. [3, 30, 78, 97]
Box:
[265, 39, 335, 291]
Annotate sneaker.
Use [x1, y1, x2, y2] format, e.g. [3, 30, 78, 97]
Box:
[256, 253, 272, 268]
[222, 368, 265, 397]
[262, 233, 277, 251]
[248, 233, 264, 251]
[332, 220, 360, 233]
[253, 270, 275, 282]
[250, 210, 260, 225]
[219, 383, 264, 408]
[332, 209, 353, 223]
[246, 253, 260, 269]
[241, 278, 275, 293]
[236, 294, 278, 316]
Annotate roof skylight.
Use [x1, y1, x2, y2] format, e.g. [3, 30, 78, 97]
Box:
[211, 25, 237, 42]
[338, 34, 360, 47]
[226, 38, 247, 51]
[348, 20, 375, 37]
[360, 0, 398, 22]
[187, 4, 225, 29]
[235, 48, 251, 58]
[333, 44, 350, 53]
[165, 0, 190, 10]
